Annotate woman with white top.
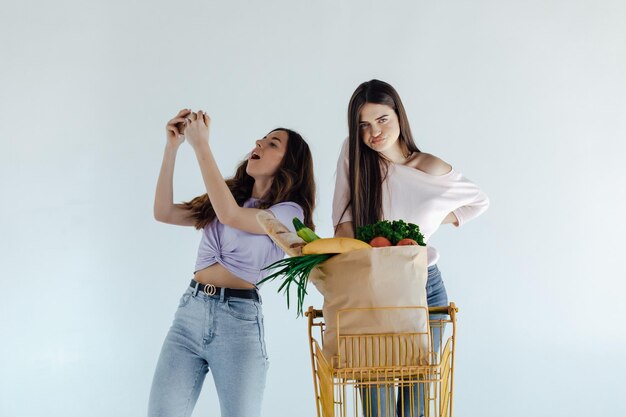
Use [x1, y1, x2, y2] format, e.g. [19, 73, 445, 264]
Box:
[333, 79, 489, 417]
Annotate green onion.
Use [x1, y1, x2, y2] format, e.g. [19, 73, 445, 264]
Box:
[259, 254, 332, 316]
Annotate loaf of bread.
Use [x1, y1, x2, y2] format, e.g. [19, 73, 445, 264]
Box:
[256, 211, 305, 257]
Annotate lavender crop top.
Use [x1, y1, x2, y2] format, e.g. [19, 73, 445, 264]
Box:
[194, 198, 304, 286]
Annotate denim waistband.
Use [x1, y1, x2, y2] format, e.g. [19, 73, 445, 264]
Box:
[186, 281, 262, 303]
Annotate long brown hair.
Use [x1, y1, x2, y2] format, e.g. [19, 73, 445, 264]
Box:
[343, 79, 420, 234]
[183, 128, 316, 230]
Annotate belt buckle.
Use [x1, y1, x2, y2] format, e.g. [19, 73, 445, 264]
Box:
[203, 283, 217, 296]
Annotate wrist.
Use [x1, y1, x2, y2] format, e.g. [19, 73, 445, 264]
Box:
[192, 141, 210, 153]
[165, 142, 181, 153]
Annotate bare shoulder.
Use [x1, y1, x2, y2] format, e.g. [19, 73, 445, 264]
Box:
[406, 152, 453, 176]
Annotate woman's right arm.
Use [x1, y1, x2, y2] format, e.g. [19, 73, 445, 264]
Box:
[153, 109, 196, 226]
[332, 138, 355, 238]
[334, 222, 354, 238]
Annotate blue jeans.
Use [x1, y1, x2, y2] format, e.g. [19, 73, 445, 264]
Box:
[361, 264, 449, 417]
[148, 285, 269, 417]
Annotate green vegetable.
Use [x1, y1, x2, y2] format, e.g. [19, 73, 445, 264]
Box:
[356, 220, 426, 246]
[258, 254, 331, 316]
[292, 217, 320, 243]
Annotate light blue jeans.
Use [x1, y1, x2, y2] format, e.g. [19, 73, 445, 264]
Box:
[361, 264, 449, 417]
[148, 285, 269, 417]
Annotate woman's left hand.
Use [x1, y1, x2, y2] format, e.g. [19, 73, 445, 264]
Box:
[184, 110, 211, 150]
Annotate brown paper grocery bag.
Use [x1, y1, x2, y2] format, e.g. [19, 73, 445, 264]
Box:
[309, 245, 430, 368]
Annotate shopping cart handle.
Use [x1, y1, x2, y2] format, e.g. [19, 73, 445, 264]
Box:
[305, 303, 458, 318]
[429, 305, 456, 315]
[305, 307, 323, 318]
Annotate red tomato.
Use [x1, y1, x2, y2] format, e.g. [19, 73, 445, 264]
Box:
[369, 236, 392, 247]
[397, 238, 418, 246]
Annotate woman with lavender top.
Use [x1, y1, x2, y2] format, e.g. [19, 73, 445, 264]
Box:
[148, 109, 316, 417]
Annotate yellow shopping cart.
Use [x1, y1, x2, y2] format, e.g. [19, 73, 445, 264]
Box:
[306, 303, 458, 417]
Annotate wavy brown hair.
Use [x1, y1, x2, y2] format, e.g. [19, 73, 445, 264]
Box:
[341, 79, 420, 234]
[183, 128, 316, 230]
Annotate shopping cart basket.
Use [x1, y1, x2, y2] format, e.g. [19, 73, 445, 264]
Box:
[306, 303, 458, 417]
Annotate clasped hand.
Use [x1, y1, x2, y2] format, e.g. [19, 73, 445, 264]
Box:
[165, 108, 211, 149]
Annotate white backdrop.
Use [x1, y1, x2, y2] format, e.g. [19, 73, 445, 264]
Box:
[2, 1, 625, 416]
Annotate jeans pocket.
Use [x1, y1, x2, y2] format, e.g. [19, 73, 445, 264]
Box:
[426, 280, 448, 307]
[224, 298, 258, 321]
[177, 292, 191, 308]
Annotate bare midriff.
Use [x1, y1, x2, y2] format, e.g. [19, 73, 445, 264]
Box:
[193, 263, 255, 289]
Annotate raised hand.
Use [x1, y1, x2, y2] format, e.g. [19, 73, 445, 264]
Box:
[184, 110, 211, 150]
[165, 108, 192, 147]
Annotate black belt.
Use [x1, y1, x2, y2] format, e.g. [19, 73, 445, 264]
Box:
[189, 280, 259, 301]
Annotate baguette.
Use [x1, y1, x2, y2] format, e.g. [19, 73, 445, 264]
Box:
[256, 211, 306, 257]
[302, 237, 371, 255]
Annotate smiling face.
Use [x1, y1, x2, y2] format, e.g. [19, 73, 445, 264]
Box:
[246, 129, 289, 179]
[358, 102, 401, 154]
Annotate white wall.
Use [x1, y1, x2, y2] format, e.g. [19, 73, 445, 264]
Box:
[2, 1, 625, 416]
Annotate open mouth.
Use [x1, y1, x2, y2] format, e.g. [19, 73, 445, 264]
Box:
[250, 152, 261, 160]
